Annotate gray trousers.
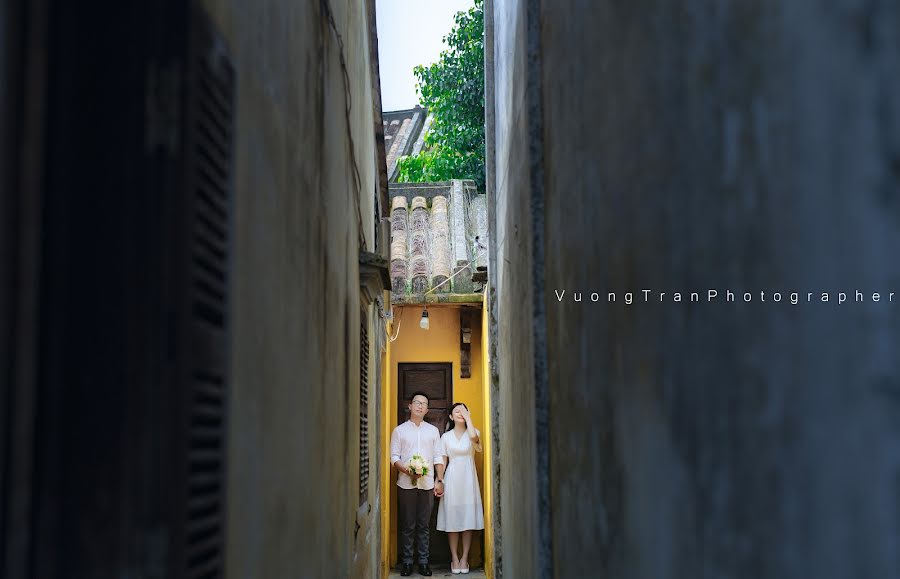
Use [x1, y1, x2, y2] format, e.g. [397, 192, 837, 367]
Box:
[398, 487, 434, 565]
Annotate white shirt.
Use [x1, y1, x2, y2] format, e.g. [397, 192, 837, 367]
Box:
[390, 419, 445, 490]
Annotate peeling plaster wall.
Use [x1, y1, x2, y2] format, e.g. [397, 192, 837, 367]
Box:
[492, 0, 541, 576]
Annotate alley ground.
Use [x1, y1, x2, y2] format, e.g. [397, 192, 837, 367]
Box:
[387, 566, 487, 578]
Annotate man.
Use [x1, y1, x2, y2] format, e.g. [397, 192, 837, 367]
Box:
[390, 391, 446, 576]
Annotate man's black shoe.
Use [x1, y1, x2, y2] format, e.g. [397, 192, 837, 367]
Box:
[419, 563, 433, 576]
[400, 563, 412, 576]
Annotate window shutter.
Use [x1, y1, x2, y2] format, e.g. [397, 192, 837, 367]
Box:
[359, 316, 370, 505]
[180, 6, 234, 578]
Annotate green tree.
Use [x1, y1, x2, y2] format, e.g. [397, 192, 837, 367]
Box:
[396, 0, 485, 190]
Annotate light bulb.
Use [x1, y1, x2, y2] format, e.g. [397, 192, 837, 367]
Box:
[419, 309, 429, 330]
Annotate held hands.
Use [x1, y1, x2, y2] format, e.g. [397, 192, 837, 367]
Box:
[434, 480, 444, 497]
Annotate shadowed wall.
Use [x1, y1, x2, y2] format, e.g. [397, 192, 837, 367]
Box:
[491, 1, 900, 578]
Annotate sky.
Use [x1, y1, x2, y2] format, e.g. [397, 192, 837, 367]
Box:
[375, 0, 476, 112]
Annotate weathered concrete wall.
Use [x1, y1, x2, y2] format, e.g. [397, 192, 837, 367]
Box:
[482, 1, 503, 576]
[491, 0, 541, 577]
[492, 0, 900, 578]
[199, 0, 383, 577]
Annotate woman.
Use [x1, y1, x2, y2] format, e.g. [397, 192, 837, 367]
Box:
[436, 403, 484, 574]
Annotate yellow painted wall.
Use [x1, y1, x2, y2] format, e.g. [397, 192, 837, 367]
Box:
[381, 303, 490, 574]
[381, 289, 393, 578]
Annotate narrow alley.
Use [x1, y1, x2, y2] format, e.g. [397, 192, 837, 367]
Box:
[3, 0, 900, 578]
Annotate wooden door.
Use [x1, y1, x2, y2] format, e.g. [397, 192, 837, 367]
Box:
[397, 362, 452, 564]
[398, 363, 453, 432]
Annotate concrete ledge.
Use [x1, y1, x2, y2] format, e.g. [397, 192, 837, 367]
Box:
[391, 293, 484, 305]
[389, 181, 453, 203]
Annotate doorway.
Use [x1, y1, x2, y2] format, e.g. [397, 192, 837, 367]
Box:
[385, 305, 491, 576]
[397, 362, 453, 564]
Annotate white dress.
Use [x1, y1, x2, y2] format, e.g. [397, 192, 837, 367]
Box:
[436, 429, 485, 532]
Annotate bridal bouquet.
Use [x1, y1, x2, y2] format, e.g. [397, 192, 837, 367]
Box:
[408, 454, 430, 485]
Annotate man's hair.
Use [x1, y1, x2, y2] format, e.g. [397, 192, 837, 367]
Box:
[410, 391, 429, 403]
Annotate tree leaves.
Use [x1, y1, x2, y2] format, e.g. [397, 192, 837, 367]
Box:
[396, 0, 485, 190]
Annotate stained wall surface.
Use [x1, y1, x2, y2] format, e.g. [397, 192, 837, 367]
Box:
[200, 0, 385, 577]
[491, 1, 900, 577]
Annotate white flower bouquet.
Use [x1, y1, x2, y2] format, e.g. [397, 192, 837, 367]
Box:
[408, 454, 430, 485]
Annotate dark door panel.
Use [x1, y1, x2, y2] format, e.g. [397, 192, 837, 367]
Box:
[397, 362, 452, 564]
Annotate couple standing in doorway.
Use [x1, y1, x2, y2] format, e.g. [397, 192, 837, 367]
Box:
[390, 391, 485, 576]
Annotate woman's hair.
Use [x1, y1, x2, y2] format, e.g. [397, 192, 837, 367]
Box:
[445, 402, 469, 432]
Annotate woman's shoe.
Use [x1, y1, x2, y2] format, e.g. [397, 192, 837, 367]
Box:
[460, 560, 469, 574]
[451, 560, 461, 574]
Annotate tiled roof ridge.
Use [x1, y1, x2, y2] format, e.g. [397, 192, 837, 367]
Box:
[382, 104, 425, 116]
